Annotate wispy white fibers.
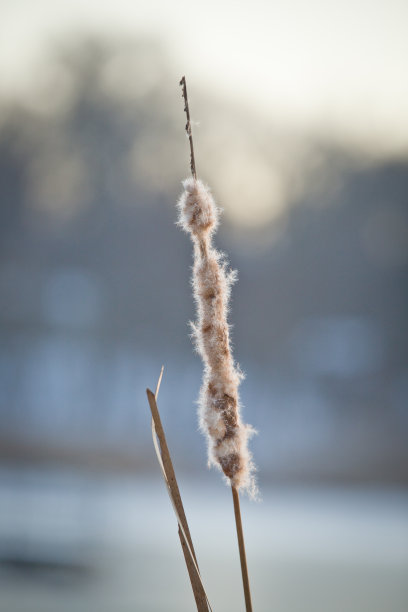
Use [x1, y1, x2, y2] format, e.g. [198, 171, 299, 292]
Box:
[177, 178, 257, 497]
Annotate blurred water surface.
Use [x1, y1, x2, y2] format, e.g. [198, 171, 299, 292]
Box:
[0, 467, 407, 612]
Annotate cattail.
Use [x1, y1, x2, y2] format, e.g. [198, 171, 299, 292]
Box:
[177, 177, 257, 498]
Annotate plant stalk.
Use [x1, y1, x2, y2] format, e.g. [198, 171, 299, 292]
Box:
[232, 486, 253, 612]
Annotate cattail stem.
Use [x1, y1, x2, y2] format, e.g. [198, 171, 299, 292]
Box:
[232, 486, 253, 612]
[180, 75, 197, 179]
[178, 76, 256, 610]
[147, 380, 210, 611]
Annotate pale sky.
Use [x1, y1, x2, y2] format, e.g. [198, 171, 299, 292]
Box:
[1, 0, 408, 156]
[1, 0, 407, 228]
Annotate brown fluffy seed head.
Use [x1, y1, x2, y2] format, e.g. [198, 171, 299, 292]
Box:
[178, 177, 257, 498]
[177, 178, 219, 237]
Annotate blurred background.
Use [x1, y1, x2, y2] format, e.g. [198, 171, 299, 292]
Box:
[0, 1, 407, 610]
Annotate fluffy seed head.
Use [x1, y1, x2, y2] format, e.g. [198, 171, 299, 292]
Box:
[177, 178, 257, 498]
[177, 178, 219, 236]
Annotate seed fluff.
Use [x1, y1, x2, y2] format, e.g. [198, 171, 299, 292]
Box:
[177, 177, 257, 497]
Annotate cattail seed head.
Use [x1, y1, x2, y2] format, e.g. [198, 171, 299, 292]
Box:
[178, 178, 257, 498]
[177, 178, 219, 236]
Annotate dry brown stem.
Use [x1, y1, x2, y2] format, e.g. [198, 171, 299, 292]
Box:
[232, 486, 253, 612]
[147, 375, 210, 611]
[180, 75, 197, 180]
